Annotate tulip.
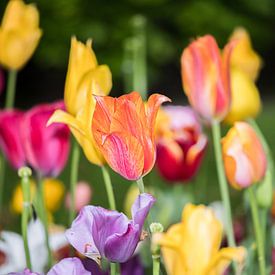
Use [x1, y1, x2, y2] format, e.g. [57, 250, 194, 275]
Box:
[66, 193, 155, 263]
[181, 35, 235, 122]
[8, 269, 40, 275]
[22, 101, 70, 177]
[0, 109, 25, 169]
[48, 37, 112, 166]
[65, 181, 92, 212]
[155, 106, 207, 182]
[92, 91, 170, 180]
[224, 68, 261, 124]
[229, 27, 262, 82]
[222, 122, 267, 189]
[0, 0, 42, 70]
[158, 204, 246, 275]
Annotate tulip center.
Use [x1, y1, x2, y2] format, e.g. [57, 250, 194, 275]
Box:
[0, 250, 6, 266]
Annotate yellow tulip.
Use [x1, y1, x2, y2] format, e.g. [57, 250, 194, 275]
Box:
[48, 37, 112, 166]
[0, 0, 42, 70]
[11, 178, 64, 214]
[224, 68, 261, 124]
[230, 27, 262, 82]
[159, 204, 246, 275]
[224, 27, 262, 124]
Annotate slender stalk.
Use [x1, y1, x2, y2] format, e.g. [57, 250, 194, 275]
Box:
[0, 154, 5, 208]
[248, 187, 266, 275]
[211, 120, 236, 248]
[101, 166, 116, 210]
[153, 256, 160, 275]
[37, 176, 53, 267]
[69, 141, 80, 224]
[0, 70, 18, 208]
[110, 262, 116, 275]
[136, 177, 145, 193]
[18, 167, 32, 270]
[5, 70, 17, 108]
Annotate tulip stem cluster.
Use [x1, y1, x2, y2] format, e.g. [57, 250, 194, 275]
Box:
[136, 177, 145, 193]
[211, 120, 236, 248]
[248, 187, 266, 275]
[69, 141, 81, 224]
[18, 167, 33, 270]
[37, 176, 53, 268]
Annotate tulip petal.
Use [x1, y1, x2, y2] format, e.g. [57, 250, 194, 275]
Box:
[100, 133, 144, 180]
[47, 257, 91, 275]
[104, 223, 140, 263]
[146, 93, 171, 139]
[66, 206, 99, 259]
[206, 246, 246, 274]
[131, 193, 156, 228]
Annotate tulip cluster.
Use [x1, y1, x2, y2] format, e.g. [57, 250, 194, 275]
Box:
[0, 0, 273, 274]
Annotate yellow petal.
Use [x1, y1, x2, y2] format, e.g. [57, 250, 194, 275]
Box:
[224, 68, 261, 124]
[230, 27, 262, 81]
[207, 246, 246, 274]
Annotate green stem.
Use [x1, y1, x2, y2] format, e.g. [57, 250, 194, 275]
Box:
[19, 167, 32, 270]
[69, 141, 80, 224]
[110, 262, 117, 275]
[152, 256, 160, 275]
[248, 187, 266, 275]
[101, 166, 116, 210]
[37, 176, 53, 268]
[211, 120, 236, 248]
[136, 177, 145, 193]
[0, 154, 6, 208]
[5, 70, 17, 108]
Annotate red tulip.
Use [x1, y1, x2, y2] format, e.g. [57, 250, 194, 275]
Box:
[156, 106, 207, 182]
[22, 101, 70, 176]
[0, 110, 25, 169]
[181, 35, 235, 122]
[92, 91, 170, 180]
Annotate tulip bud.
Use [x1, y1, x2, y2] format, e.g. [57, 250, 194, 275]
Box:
[222, 122, 267, 189]
[181, 35, 235, 122]
[0, 0, 42, 70]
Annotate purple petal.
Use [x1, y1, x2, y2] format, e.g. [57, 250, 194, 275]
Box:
[131, 193, 156, 228]
[91, 207, 129, 257]
[66, 206, 99, 258]
[8, 269, 41, 275]
[104, 223, 140, 262]
[47, 257, 90, 275]
[121, 255, 144, 275]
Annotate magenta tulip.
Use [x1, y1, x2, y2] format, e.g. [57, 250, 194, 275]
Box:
[156, 106, 207, 183]
[22, 101, 70, 176]
[0, 110, 26, 169]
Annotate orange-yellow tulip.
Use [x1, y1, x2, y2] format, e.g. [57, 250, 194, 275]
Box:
[158, 204, 246, 275]
[0, 0, 42, 70]
[48, 37, 112, 166]
[92, 91, 170, 180]
[181, 35, 235, 122]
[222, 122, 267, 189]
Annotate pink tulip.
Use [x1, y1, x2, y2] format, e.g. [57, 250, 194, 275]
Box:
[22, 101, 70, 176]
[181, 35, 235, 122]
[65, 182, 92, 212]
[156, 106, 207, 183]
[0, 110, 26, 169]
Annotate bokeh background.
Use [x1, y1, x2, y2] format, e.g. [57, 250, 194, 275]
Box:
[0, 0, 275, 236]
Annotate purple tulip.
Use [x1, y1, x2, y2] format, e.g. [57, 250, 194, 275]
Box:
[66, 193, 155, 263]
[8, 268, 41, 275]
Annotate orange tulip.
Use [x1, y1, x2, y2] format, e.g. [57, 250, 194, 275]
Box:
[92, 91, 170, 180]
[181, 35, 235, 122]
[222, 122, 267, 189]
